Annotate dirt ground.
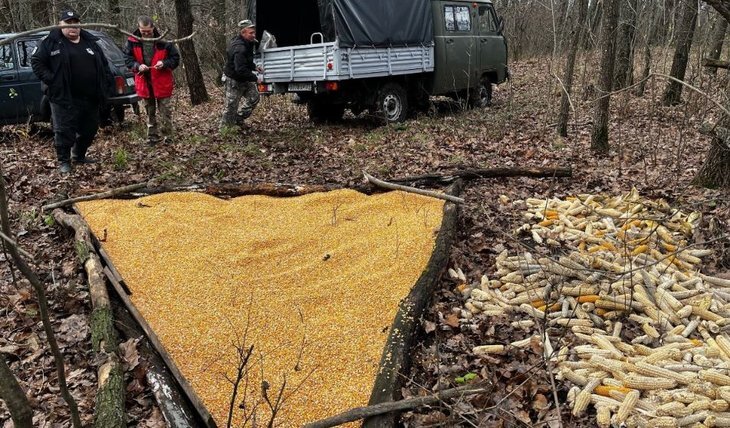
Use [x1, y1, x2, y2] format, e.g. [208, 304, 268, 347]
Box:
[1, 57, 729, 427]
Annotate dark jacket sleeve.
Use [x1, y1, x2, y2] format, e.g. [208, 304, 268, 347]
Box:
[123, 39, 140, 72]
[233, 44, 257, 82]
[30, 38, 53, 84]
[162, 42, 180, 70]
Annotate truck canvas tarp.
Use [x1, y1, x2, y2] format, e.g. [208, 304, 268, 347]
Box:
[248, 0, 433, 48]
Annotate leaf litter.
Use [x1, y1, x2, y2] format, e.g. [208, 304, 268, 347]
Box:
[0, 58, 728, 426]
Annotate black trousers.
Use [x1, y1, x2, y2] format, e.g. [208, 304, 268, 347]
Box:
[50, 99, 100, 162]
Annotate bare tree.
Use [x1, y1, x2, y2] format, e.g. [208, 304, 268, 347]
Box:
[557, 0, 589, 137]
[175, 0, 210, 105]
[613, 0, 638, 88]
[662, 0, 698, 105]
[636, 3, 661, 96]
[707, 13, 728, 75]
[590, 0, 621, 154]
[0, 355, 32, 428]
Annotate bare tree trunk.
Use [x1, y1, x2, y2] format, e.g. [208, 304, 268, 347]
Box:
[706, 0, 730, 24]
[663, 0, 698, 105]
[585, 0, 603, 49]
[693, 118, 730, 188]
[30, 0, 51, 26]
[613, 0, 639, 88]
[108, 0, 120, 26]
[557, 0, 589, 137]
[175, 0, 210, 105]
[590, 0, 621, 154]
[211, 0, 227, 84]
[0, 355, 32, 428]
[637, 5, 661, 96]
[707, 15, 728, 75]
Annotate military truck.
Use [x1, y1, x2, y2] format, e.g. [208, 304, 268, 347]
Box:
[250, 0, 508, 123]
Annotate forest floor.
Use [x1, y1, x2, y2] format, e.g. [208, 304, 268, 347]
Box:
[1, 56, 729, 427]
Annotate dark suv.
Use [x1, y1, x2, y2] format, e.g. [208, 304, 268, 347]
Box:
[0, 30, 138, 126]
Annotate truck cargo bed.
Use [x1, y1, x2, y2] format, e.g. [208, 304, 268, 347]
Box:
[258, 41, 434, 83]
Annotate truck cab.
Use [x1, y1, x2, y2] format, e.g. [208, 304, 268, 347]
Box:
[431, 0, 508, 106]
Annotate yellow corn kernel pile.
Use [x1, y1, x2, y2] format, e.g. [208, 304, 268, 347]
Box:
[77, 190, 445, 425]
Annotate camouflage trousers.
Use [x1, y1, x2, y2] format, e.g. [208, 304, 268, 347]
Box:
[220, 77, 260, 128]
[143, 96, 173, 142]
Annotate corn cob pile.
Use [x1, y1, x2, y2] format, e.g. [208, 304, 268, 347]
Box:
[460, 189, 730, 427]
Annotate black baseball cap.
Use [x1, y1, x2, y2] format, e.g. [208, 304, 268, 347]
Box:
[59, 10, 81, 22]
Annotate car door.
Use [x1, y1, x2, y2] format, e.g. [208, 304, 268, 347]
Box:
[477, 5, 507, 81]
[15, 38, 43, 119]
[442, 3, 478, 92]
[0, 42, 25, 125]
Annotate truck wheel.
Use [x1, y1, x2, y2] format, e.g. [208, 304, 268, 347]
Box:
[307, 100, 345, 123]
[376, 83, 408, 123]
[469, 79, 493, 108]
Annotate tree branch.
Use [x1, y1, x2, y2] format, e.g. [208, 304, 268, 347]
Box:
[702, 57, 730, 70]
[363, 172, 465, 204]
[0, 23, 193, 47]
[304, 384, 488, 428]
[0, 231, 34, 261]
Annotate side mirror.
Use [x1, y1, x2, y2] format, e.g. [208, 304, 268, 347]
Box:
[498, 16, 505, 34]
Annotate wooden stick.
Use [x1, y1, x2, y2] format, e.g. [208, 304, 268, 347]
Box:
[41, 182, 148, 211]
[363, 172, 465, 204]
[0, 231, 34, 261]
[304, 384, 488, 428]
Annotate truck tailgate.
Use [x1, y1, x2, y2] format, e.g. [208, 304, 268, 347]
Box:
[259, 43, 336, 82]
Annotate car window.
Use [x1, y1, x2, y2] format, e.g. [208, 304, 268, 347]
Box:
[444, 5, 471, 32]
[479, 6, 497, 33]
[0, 43, 14, 70]
[16, 39, 37, 68]
[94, 35, 125, 62]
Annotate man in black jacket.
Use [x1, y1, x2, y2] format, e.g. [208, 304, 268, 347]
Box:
[220, 19, 260, 130]
[31, 9, 113, 174]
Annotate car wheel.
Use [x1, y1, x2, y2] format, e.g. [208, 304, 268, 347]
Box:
[469, 78, 493, 108]
[376, 83, 408, 124]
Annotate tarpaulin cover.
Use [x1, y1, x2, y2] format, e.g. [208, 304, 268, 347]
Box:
[248, 0, 433, 48]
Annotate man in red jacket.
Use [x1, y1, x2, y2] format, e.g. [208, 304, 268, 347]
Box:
[124, 16, 180, 144]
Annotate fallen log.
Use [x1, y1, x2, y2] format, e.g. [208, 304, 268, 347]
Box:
[702, 57, 730, 70]
[305, 383, 489, 428]
[52, 210, 125, 428]
[42, 182, 148, 211]
[389, 166, 573, 186]
[364, 180, 463, 427]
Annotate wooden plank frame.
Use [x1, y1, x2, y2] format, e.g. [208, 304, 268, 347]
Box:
[70, 181, 462, 427]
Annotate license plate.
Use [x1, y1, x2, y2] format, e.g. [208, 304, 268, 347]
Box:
[288, 82, 312, 92]
[126, 77, 134, 87]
